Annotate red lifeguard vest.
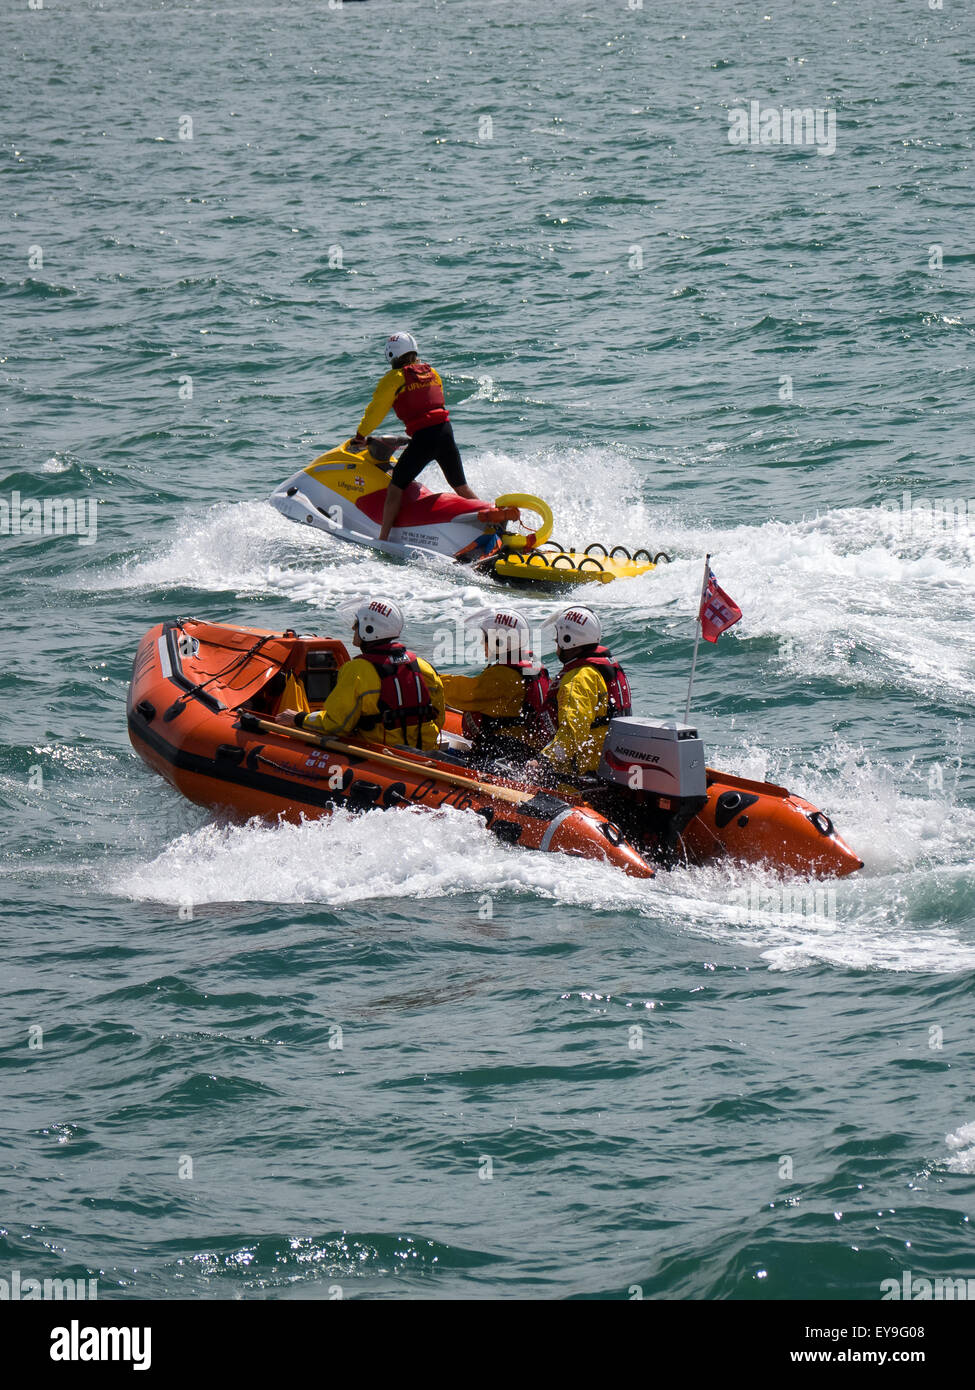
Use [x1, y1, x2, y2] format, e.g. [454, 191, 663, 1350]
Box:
[393, 362, 449, 435]
[356, 642, 437, 748]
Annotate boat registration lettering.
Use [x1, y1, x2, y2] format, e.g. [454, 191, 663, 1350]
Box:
[409, 779, 440, 804]
[441, 786, 476, 811]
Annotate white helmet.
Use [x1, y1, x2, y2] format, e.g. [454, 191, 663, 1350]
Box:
[344, 596, 404, 643]
[468, 607, 531, 662]
[550, 605, 602, 651]
[385, 332, 418, 365]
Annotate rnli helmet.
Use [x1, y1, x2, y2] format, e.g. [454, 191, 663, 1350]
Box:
[469, 607, 530, 662]
[385, 332, 418, 365]
[550, 605, 602, 651]
[347, 597, 404, 642]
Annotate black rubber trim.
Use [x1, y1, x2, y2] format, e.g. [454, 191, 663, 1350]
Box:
[129, 715, 345, 814]
[346, 780, 383, 811]
[489, 820, 523, 844]
[130, 717, 496, 819]
[161, 621, 225, 713]
[519, 792, 571, 821]
[714, 789, 760, 829]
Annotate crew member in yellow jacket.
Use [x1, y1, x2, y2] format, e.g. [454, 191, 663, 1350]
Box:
[530, 607, 633, 778]
[351, 331, 480, 540]
[440, 608, 550, 762]
[277, 597, 445, 752]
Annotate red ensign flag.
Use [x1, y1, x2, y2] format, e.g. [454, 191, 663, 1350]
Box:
[699, 568, 742, 643]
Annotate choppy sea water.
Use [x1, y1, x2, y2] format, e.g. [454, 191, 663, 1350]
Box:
[1, 0, 974, 1300]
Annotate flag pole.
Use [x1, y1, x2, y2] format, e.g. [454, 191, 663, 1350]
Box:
[683, 553, 711, 724]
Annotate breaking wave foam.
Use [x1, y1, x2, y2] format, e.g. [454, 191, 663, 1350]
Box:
[85, 445, 975, 705]
[108, 742, 975, 975]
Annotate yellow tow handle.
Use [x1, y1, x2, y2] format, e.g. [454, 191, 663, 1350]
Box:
[494, 493, 554, 549]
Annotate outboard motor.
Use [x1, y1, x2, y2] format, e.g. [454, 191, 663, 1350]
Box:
[596, 717, 709, 864]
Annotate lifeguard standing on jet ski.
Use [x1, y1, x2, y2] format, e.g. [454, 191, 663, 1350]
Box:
[351, 333, 480, 541]
[441, 608, 551, 764]
[276, 597, 445, 751]
[528, 607, 632, 781]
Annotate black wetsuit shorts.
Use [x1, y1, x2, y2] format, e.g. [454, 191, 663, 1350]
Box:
[390, 421, 467, 490]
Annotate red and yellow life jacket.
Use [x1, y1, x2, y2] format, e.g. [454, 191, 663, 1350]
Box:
[356, 642, 437, 748]
[539, 646, 632, 742]
[463, 661, 551, 743]
[393, 362, 450, 436]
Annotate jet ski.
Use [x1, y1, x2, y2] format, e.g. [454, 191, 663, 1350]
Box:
[127, 618, 863, 881]
[269, 437, 671, 586]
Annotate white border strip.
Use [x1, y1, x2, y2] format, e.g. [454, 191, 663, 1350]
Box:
[539, 806, 578, 852]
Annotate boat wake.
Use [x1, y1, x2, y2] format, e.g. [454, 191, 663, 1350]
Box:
[88, 445, 975, 709]
[88, 441, 975, 974]
[108, 740, 975, 975]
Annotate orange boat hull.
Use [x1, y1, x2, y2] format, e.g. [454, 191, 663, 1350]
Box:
[128, 619, 861, 882]
[682, 770, 862, 879]
[127, 620, 655, 879]
[437, 715, 862, 879]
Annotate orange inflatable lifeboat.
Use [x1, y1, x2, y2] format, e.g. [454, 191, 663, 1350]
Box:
[127, 619, 862, 881]
[126, 619, 656, 879]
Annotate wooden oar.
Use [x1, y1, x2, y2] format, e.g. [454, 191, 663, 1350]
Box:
[242, 715, 541, 808]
